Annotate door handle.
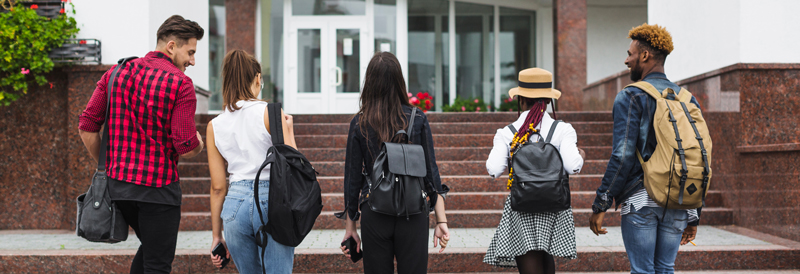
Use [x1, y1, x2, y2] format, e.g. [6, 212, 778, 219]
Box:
[334, 66, 343, 86]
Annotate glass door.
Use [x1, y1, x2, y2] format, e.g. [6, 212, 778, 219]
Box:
[285, 18, 369, 114]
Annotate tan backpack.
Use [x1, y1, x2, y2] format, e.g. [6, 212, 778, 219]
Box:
[627, 81, 712, 209]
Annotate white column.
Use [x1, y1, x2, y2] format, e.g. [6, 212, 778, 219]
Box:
[434, 14, 444, 111]
[397, 0, 409, 92]
[448, 0, 456, 105]
[493, 5, 501, 109]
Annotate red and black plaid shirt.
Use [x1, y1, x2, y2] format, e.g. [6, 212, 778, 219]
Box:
[79, 51, 199, 187]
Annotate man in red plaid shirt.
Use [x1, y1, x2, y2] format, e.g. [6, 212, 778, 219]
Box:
[79, 15, 204, 273]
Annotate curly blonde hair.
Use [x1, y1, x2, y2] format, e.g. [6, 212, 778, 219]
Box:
[628, 23, 673, 54]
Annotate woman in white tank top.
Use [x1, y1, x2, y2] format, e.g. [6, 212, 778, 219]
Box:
[206, 50, 297, 273]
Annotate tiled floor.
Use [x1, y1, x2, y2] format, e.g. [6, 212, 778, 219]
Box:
[0, 226, 775, 251]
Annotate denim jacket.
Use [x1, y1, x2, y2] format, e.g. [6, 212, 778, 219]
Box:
[593, 72, 702, 218]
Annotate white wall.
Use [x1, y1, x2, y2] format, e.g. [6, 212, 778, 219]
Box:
[71, 0, 209, 90]
[586, 1, 647, 83]
[649, 0, 800, 81]
[535, 5, 554, 73]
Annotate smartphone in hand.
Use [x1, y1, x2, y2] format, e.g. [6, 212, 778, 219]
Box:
[212, 242, 231, 269]
[341, 237, 362, 263]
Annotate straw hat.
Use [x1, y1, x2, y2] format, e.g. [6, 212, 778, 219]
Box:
[508, 68, 561, 100]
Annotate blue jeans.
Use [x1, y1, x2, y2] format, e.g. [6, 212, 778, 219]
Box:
[621, 206, 688, 274]
[222, 180, 294, 273]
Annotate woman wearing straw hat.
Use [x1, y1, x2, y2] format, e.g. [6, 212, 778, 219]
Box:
[484, 68, 586, 274]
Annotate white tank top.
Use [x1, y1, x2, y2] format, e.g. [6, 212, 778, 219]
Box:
[210, 100, 272, 182]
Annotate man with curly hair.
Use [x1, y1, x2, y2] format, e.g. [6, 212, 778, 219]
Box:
[588, 23, 702, 274]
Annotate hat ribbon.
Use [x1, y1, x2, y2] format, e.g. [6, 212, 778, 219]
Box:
[518, 81, 552, 89]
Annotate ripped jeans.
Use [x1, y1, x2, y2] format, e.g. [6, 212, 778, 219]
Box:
[621, 206, 688, 274]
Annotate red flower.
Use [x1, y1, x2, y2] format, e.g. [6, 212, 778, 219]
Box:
[461, 106, 466, 111]
[476, 107, 481, 111]
[48, 82, 54, 89]
[410, 97, 420, 105]
[79, 40, 87, 44]
[30, 4, 38, 9]
[62, 0, 68, 2]
[474, 99, 479, 103]
[59, 8, 65, 13]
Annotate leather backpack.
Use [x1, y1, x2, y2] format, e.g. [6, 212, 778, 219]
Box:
[253, 103, 323, 252]
[628, 81, 712, 209]
[508, 120, 571, 213]
[366, 107, 429, 218]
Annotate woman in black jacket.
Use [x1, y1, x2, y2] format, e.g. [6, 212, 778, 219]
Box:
[337, 52, 450, 273]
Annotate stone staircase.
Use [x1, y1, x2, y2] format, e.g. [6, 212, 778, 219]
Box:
[1, 111, 798, 273]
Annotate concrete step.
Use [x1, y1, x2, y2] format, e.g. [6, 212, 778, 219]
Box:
[294, 133, 613, 149]
[4, 225, 795, 273]
[195, 122, 614, 137]
[178, 175, 607, 195]
[177, 207, 734, 230]
[177, 160, 610, 177]
[194, 111, 614, 124]
[180, 191, 726, 212]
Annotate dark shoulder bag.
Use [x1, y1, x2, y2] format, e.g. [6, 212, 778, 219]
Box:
[76, 56, 137, 243]
[366, 107, 429, 218]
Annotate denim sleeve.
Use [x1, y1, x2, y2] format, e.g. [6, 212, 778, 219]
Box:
[688, 94, 703, 226]
[593, 88, 645, 212]
[336, 118, 364, 221]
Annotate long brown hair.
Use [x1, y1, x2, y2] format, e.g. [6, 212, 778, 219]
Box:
[221, 50, 261, 112]
[357, 52, 412, 146]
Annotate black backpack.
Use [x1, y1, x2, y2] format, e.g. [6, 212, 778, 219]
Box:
[253, 103, 323, 263]
[508, 120, 571, 213]
[365, 107, 429, 218]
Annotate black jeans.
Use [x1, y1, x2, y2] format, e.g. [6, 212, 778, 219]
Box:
[360, 204, 429, 274]
[116, 201, 181, 274]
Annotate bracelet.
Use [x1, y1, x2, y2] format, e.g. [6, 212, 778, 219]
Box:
[436, 221, 447, 224]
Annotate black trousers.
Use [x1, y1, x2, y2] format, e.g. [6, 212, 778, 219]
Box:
[116, 201, 181, 274]
[360, 205, 429, 274]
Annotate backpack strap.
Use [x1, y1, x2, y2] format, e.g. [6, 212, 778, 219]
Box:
[544, 120, 561, 144]
[268, 102, 285, 145]
[676, 88, 693, 103]
[406, 107, 418, 143]
[626, 81, 665, 100]
[679, 101, 710, 206]
[507, 123, 517, 134]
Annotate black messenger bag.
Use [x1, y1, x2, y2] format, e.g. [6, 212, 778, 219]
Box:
[509, 120, 571, 213]
[76, 57, 137, 243]
[366, 107, 429, 218]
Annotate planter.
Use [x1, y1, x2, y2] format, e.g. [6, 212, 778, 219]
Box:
[49, 39, 101, 64]
[21, 0, 65, 19]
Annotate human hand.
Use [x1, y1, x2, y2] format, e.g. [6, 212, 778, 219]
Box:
[340, 227, 361, 258]
[589, 212, 607, 236]
[210, 237, 230, 269]
[578, 147, 586, 160]
[284, 113, 293, 127]
[433, 223, 450, 253]
[681, 225, 697, 245]
[196, 131, 205, 148]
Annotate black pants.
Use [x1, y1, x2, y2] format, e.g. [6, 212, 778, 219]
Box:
[360, 205, 429, 274]
[116, 201, 181, 274]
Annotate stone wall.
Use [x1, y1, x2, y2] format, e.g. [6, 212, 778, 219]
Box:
[581, 69, 632, 111]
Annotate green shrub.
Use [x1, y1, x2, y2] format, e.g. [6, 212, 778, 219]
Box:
[497, 95, 519, 112]
[0, 2, 78, 106]
[442, 97, 489, 112]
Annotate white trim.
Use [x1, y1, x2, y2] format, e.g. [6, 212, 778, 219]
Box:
[397, 0, 409, 91]
[493, 4, 501, 108]
[448, 0, 456, 105]
[255, 0, 262, 99]
[455, 0, 538, 11]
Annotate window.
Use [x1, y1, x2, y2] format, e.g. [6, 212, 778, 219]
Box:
[408, 0, 449, 111]
[208, 0, 225, 111]
[292, 0, 366, 16]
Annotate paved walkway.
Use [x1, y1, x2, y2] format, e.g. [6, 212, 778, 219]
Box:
[0, 226, 773, 251]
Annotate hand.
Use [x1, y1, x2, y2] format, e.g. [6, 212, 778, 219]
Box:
[210, 237, 230, 269]
[681, 225, 697, 245]
[196, 131, 205, 149]
[284, 113, 294, 127]
[578, 147, 586, 160]
[433, 223, 450, 253]
[340, 227, 361, 258]
[589, 212, 608, 236]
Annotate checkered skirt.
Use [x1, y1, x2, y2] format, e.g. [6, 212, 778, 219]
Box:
[483, 196, 577, 267]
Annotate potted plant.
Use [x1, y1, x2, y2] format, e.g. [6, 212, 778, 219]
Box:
[0, 0, 78, 106]
[442, 97, 490, 112]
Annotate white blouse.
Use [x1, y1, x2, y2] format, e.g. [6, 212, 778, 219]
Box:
[486, 111, 584, 178]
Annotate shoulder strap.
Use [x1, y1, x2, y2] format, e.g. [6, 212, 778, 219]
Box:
[545, 120, 561, 143]
[676, 88, 693, 103]
[406, 107, 418, 143]
[507, 123, 517, 134]
[626, 81, 665, 100]
[98, 56, 137, 171]
[268, 102, 285, 145]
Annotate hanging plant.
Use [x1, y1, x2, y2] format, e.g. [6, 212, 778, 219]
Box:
[0, 0, 79, 106]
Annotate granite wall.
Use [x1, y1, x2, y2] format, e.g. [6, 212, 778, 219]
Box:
[0, 65, 110, 230]
[676, 63, 800, 242]
[581, 69, 632, 111]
